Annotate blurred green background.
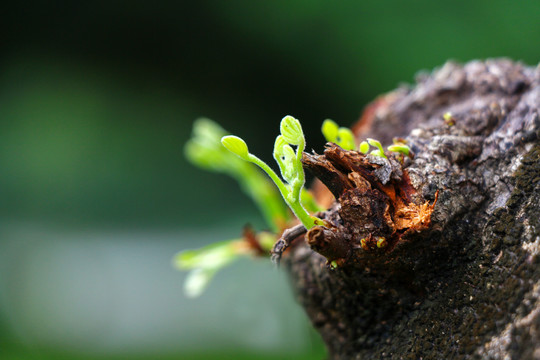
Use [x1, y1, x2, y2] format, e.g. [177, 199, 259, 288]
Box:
[0, 1, 538, 359]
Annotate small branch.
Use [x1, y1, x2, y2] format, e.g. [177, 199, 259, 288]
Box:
[271, 223, 307, 265]
[305, 226, 351, 264]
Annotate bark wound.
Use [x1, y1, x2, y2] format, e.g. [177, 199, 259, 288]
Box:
[302, 144, 436, 265]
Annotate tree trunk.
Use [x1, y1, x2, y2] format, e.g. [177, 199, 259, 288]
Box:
[283, 59, 540, 359]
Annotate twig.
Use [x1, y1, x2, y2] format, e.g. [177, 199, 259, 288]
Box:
[271, 223, 307, 265]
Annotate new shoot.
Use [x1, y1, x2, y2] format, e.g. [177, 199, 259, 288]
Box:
[222, 116, 322, 230]
[173, 232, 275, 297]
[321, 119, 356, 150]
[185, 118, 289, 231]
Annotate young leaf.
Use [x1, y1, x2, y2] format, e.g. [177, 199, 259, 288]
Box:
[370, 149, 385, 157]
[337, 127, 356, 151]
[218, 116, 320, 230]
[221, 135, 250, 161]
[280, 115, 304, 146]
[185, 118, 289, 231]
[367, 138, 387, 159]
[174, 239, 246, 297]
[184, 118, 230, 172]
[387, 144, 410, 156]
[174, 240, 240, 271]
[359, 141, 370, 154]
[274, 140, 297, 184]
[322, 119, 356, 150]
[183, 268, 215, 298]
[321, 119, 339, 143]
[443, 112, 456, 126]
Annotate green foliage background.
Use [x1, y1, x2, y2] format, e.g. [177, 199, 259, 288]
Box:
[0, 1, 538, 359]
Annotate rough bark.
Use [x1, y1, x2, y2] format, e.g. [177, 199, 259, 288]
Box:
[282, 59, 540, 359]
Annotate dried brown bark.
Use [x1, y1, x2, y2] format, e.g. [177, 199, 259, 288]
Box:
[281, 59, 540, 359]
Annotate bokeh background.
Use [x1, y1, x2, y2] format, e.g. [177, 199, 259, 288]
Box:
[0, 1, 538, 359]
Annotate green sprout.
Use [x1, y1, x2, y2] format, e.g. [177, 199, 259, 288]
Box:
[362, 137, 412, 159]
[367, 138, 387, 158]
[174, 239, 242, 298]
[319, 119, 410, 160]
[222, 115, 322, 230]
[321, 119, 356, 150]
[443, 111, 456, 126]
[173, 233, 275, 298]
[387, 144, 410, 156]
[359, 141, 370, 154]
[178, 117, 414, 297]
[387, 138, 411, 160]
[185, 118, 289, 231]
[177, 117, 328, 298]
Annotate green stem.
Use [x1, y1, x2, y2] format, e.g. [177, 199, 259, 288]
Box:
[248, 153, 315, 229]
[292, 138, 305, 203]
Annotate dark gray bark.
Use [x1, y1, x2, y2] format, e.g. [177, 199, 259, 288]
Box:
[283, 59, 540, 359]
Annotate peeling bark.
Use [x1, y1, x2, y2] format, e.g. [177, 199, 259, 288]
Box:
[281, 59, 540, 359]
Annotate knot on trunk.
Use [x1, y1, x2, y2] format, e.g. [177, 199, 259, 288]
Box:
[302, 143, 437, 266]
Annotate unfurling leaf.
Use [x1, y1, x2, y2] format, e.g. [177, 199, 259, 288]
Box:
[367, 138, 387, 159]
[221, 135, 250, 160]
[174, 240, 245, 297]
[359, 141, 370, 154]
[321, 119, 356, 150]
[321, 119, 339, 142]
[337, 127, 356, 151]
[387, 144, 410, 156]
[183, 268, 215, 298]
[280, 115, 304, 146]
[274, 141, 297, 184]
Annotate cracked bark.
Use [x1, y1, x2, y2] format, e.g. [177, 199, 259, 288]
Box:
[281, 59, 540, 359]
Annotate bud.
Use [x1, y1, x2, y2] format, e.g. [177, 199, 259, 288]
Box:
[221, 135, 250, 160]
[280, 116, 304, 145]
[359, 141, 370, 154]
[387, 144, 410, 156]
[274, 137, 296, 184]
[367, 138, 386, 158]
[321, 119, 339, 143]
[337, 127, 355, 150]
